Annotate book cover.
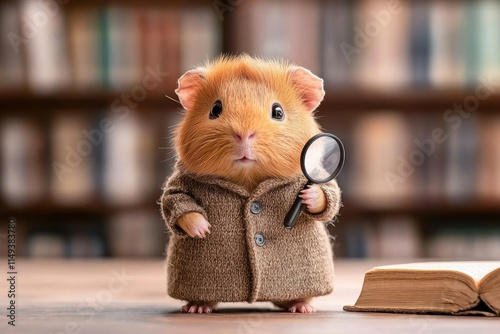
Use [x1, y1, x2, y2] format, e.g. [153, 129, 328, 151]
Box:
[345, 261, 500, 316]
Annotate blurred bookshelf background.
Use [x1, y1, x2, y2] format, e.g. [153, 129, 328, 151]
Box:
[1, 0, 500, 259]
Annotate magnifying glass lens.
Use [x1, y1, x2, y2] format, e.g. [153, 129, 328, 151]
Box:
[304, 136, 342, 183]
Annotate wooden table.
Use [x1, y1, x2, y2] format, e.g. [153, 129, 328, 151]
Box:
[1, 259, 498, 334]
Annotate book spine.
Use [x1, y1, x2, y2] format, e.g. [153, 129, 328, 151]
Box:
[409, 0, 430, 87]
[21, 0, 72, 92]
[0, 2, 25, 89]
[69, 8, 102, 90]
[99, 8, 110, 88]
[180, 7, 221, 73]
[50, 114, 95, 204]
[321, 0, 353, 86]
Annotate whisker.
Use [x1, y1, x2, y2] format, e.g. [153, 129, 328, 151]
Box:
[165, 94, 181, 104]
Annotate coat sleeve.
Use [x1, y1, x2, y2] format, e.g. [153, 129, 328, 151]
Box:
[304, 179, 342, 222]
[160, 169, 207, 236]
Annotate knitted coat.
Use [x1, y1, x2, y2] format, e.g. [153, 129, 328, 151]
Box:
[160, 163, 341, 303]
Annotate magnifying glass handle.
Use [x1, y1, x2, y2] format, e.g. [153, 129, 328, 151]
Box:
[284, 181, 312, 229]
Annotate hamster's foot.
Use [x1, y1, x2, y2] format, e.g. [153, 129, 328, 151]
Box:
[288, 301, 315, 313]
[273, 299, 316, 313]
[181, 301, 218, 314]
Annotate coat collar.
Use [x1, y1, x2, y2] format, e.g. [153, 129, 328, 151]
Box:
[176, 162, 305, 198]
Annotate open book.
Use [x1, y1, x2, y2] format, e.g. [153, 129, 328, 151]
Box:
[344, 261, 500, 316]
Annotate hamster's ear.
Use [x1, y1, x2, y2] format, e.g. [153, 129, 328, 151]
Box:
[290, 66, 325, 112]
[175, 68, 206, 111]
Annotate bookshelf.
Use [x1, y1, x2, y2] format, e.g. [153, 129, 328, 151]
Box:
[1, 0, 500, 258]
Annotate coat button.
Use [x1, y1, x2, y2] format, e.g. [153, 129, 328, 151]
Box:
[255, 232, 265, 246]
[250, 201, 262, 214]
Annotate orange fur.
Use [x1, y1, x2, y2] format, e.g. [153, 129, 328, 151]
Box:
[174, 55, 324, 191]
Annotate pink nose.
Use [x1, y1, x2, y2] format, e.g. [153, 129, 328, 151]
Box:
[233, 131, 256, 142]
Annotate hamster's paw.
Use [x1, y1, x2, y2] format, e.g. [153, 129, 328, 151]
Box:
[177, 212, 211, 238]
[288, 301, 316, 313]
[300, 184, 326, 214]
[181, 301, 217, 314]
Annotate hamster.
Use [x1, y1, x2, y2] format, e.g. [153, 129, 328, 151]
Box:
[160, 55, 341, 313]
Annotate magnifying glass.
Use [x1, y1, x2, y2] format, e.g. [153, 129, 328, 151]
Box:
[284, 133, 345, 229]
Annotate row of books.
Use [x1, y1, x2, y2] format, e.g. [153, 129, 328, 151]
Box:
[22, 213, 500, 258]
[3, 109, 500, 207]
[427, 225, 500, 259]
[233, 0, 500, 89]
[26, 225, 106, 258]
[2, 0, 499, 93]
[341, 216, 500, 259]
[341, 216, 422, 258]
[0, 111, 179, 206]
[336, 111, 500, 206]
[0, 1, 220, 93]
[22, 210, 165, 257]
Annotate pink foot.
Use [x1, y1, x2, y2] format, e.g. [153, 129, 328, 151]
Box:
[181, 302, 215, 314]
[288, 301, 316, 313]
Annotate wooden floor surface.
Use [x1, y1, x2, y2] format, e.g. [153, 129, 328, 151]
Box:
[0, 259, 498, 334]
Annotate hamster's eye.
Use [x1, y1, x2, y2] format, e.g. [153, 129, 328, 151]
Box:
[209, 100, 223, 119]
[271, 103, 285, 121]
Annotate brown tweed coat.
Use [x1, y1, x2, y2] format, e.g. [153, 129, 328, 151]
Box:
[160, 163, 341, 303]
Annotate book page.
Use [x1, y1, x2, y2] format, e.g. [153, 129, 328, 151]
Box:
[372, 261, 500, 282]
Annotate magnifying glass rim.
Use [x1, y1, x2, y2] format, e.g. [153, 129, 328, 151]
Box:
[300, 132, 345, 184]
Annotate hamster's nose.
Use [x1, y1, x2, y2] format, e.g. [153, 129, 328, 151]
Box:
[233, 131, 256, 143]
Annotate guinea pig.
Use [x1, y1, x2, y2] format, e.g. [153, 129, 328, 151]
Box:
[160, 54, 341, 313]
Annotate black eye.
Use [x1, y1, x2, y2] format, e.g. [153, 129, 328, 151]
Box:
[209, 100, 223, 119]
[271, 103, 284, 121]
